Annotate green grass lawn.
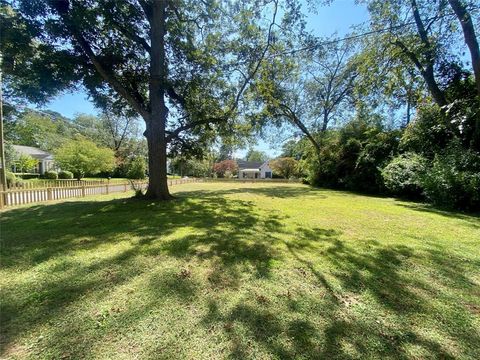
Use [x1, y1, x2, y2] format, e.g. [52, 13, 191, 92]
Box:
[1, 182, 479, 359]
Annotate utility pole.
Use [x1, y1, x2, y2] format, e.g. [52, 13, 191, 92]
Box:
[0, 60, 7, 191]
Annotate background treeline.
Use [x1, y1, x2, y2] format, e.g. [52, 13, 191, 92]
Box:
[282, 98, 479, 211]
[248, 0, 480, 212]
[2, 0, 479, 207]
[3, 106, 148, 179]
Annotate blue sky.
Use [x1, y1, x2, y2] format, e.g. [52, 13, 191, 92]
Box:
[42, 0, 369, 158]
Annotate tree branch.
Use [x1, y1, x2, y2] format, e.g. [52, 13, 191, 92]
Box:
[137, 0, 152, 23]
[278, 103, 321, 154]
[166, 0, 279, 142]
[109, 17, 151, 54]
[166, 85, 187, 108]
[393, 39, 425, 73]
[50, 0, 150, 120]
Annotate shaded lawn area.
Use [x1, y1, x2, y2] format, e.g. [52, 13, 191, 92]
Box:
[1, 182, 479, 359]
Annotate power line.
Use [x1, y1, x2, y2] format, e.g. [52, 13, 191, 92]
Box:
[271, 10, 459, 57]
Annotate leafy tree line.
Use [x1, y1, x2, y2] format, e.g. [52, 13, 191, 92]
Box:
[242, 0, 480, 211]
[3, 107, 147, 179]
[283, 101, 479, 210]
[2, 0, 479, 207]
[1, 0, 291, 199]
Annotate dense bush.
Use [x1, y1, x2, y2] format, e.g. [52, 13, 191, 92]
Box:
[213, 160, 238, 178]
[345, 131, 399, 193]
[58, 170, 74, 179]
[16, 154, 38, 173]
[16, 173, 40, 180]
[308, 119, 399, 193]
[381, 153, 426, 198]
[400, 105, 453, 157]
[5, 171, 22, 187]
[127, 157, 147, 179]
[170, 157, 212, 177]
[305, 133, 340, 187]
[55, 137, 115, 180]
[270, 157, 299, 178]
[421, 145, 480, 211]
[43, 171, 58, 179]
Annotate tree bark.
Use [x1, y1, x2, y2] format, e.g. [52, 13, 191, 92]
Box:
[394, 39, 448, 107]
[408, 0, 448, 107]
[322, 111, 329, 132]
[406, 93, 411, 126]
[145, 0, 172, 200]
[447, 0, 480, 147]
[448, 0, 480, 97]
[423, 65, 447, 107]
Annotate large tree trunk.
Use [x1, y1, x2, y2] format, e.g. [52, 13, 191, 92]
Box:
[448, 0, 480, 146]
[448, 0, 480, 97]
[409, 0, 448, 107]
[321, 111, 329, 132]
[447, 0, 480, 147]
[394, 38, 448, 107]
[145, 0, 172, 200]
[423, 65, 448, 107]
[406, 92, 411, 126]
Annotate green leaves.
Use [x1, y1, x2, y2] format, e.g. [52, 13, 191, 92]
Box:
[54, 137, 115, 179]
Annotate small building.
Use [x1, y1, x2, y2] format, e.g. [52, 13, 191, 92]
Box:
[237, 160, 273, 179]
[12, 145, 55, 174]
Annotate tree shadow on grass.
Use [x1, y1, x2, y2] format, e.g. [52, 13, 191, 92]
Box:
[199, 226, 479, 359]
[180, 185, 328, 199]
[395, 202, 480, 229]
[1, 188, 479, 359]
[1, 194, 286, 358]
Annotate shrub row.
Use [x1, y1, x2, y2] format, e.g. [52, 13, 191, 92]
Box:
[383, 146, 480, 210]
[306, 103, 480, 211]
[41, 170, 75, 180]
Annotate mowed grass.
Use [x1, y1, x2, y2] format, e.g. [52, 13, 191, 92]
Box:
[1, 182, 479, 359]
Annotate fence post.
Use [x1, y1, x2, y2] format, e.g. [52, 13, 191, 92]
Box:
[47, 188, 53, 201]
[106, 183, 109, 194]
[0, 191, 4, 209]
[82, 185, 86, 197]
[124, 183, 128, 192]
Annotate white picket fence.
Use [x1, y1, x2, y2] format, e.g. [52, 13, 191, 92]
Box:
[0, 178, 199, 209]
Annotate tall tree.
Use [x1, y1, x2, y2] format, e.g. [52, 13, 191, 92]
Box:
[1, 0, 281, 199]
[251, 37, 358, 155]
[4, 109, 76, 151]
[363, 0, 452, 107]
[72, 112, 145, 172]
[306, 39, 358, 131]
[101, 113, 138, 154]
[55, 137, 115, 180]
[355, 33, 424, 127]
[245, 148, 267, 162]
[447, 0, 480, 97]
[254, 55, 322, 155]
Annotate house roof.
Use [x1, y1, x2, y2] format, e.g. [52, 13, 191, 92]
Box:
[12, 145, 53, 160]
[237, 160, 263, 170]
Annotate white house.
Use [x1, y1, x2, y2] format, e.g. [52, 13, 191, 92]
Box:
[12, 145, 56, 174]
[237, 160, 273, 179]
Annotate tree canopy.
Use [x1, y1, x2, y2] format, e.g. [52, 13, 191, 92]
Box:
[54, 137, 115, 180]
[1, 0, 479, 208]
[245, 149, 268, 162]
[1, 0, 290, 198]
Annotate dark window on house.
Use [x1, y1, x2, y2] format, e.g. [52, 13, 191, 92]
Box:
[265, 171, 272, 178]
